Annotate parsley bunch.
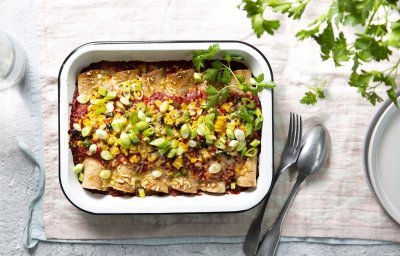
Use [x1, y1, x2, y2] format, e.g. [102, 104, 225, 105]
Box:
[192, 44, 275, 110]
[238, 0, 400, 106]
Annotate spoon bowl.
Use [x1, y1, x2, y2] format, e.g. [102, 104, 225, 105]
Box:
[256, 124, 331, 256]
[297, 124, 331, 176]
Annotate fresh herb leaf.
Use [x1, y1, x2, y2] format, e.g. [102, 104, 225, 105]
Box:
[193, 44, 275, 110]
[192, 44, 220, 72]
[239, 0, 400, 106]
[300, 79, 326, 105]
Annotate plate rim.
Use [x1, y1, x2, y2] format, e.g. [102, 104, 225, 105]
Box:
[363, 90, 400, 225]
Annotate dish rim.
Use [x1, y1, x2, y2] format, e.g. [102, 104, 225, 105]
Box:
[58, 40, 274, 215]
[363, 90, 400, 225]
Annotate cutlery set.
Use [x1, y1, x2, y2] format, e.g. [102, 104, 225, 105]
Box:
[243, 113, 331, 256]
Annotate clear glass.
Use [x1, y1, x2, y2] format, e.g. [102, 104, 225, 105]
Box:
[0, 30, 26, 90]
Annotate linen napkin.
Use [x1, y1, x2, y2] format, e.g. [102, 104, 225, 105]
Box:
[35, 0, 400, 244]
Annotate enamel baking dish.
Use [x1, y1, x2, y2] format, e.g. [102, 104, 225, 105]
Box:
[58, 41, 274, 214]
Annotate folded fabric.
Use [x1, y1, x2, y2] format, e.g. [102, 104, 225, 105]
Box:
[32, 0, 400, 245]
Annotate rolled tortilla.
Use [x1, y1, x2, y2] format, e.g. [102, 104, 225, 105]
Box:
[81, 158, 108, 191]
[236, 156, 257, 187]
[200, 181, 226, 194]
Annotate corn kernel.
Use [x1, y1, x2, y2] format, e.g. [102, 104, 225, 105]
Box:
[110, 146, 120, 156]
[129, 155, 141, 163]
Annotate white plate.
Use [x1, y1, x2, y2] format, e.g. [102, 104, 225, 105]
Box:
[364, 92, 400, 224]
[58, 41, 274, 214]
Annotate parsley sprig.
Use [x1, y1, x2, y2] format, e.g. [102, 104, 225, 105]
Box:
[238, 0, 400, 106]
[192, 44, 275, 110]
[300, 79, 327, 105]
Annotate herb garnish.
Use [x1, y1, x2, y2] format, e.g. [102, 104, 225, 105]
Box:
[192, 44, 275, 110]
[238, 0, 400, 106]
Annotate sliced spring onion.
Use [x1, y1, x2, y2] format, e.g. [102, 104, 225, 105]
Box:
[159, 101, 169, 112]
[136, 102, 146, 112]
[81, 127, 92, 137]
[104, 91, 117, 100]
[176, 146, 184, 156]
[129, 132, 140, 143]
[98, 86, 107, 96]
[188, 140, 197, 148]
[193, 72, 203, 82]
[236, 141, 246, 151]
[78, 172, 84, 182]
[167, 148, 177, 158]
[255, 108, 262, 117]
[226, 128, 235, 139]
[215, 140, 226, 149]
[234, 129, 245, 142]
[95, 129, 108, 140]
[73, 123, 81, 131]
[138, 110, 146, 121]
[190, 128, 197, 139]
[208, 163, 222, 174]
[245, 147, 258, 157]
[197, 123, 210, 136]
[142, 127, 155, 137]
[77, 95, 90, 104]
[150, 138, 170, 148]
[92, 99, 104, 106]
[99, 169, 112, 179]
[120, 96, 130, 106]
[230, 182, 236, 190]
[158, 147, 170, 156]
[138, 188, 146, 198]
[229, 139, 239, 148]
[241, 147, 247, 156]
[88, 144, 97, 155]
[245, 122, 253, 137]
[122, 82, 131, 92]
[135, 121, 149, 132]
[205, 134, 216, 144]
[250, 139, 261, 147]
[120, 132, 131, 148]
[111, 117, 128, 132]
[241, 97, 255, 109]
[73, 163, 83, 174]
[171, 139, 179, 149]
[254, 116, 263, 131]
[95, 106, 105, 115]
[134, 90, 143, 100]
[106, 102, 114, 113]
[152, 170, 163, 178]
[180, 124, 190, 139]
[130, 110, 139, 124]
[100, 150, 113, 161]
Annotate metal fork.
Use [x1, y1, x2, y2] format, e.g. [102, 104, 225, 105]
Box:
[243, 112, 302, 256]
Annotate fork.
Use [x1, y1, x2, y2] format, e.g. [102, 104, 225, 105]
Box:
[243, 112, 302, 256]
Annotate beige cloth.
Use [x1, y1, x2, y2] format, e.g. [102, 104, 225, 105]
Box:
[38, 0, 400, 242]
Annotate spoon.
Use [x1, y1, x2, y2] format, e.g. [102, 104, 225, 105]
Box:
[256, 124, 331, 256]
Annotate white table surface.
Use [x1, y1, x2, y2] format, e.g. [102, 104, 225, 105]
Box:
[1, 0, 400, 255]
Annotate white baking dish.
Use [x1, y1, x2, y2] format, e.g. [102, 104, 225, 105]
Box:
[58, 41, 274, 214]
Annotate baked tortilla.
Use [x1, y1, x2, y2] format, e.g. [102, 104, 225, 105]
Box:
[71, 61, 263, 197]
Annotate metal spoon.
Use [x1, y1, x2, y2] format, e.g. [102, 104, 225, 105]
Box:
[256, 124, 331, 256]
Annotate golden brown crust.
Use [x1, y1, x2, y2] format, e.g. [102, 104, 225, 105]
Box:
[73, 62, 260, 196]
[141, 68, 166, 95]
[236, 156, 257, 187]
[111, 164, 136, 193]
[200, 181, 226, 194]
[81, 158, 107, 191]
[77, 69, 106, 96]
[112, 70, 141, 84]
[170, 175, 198, 194]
